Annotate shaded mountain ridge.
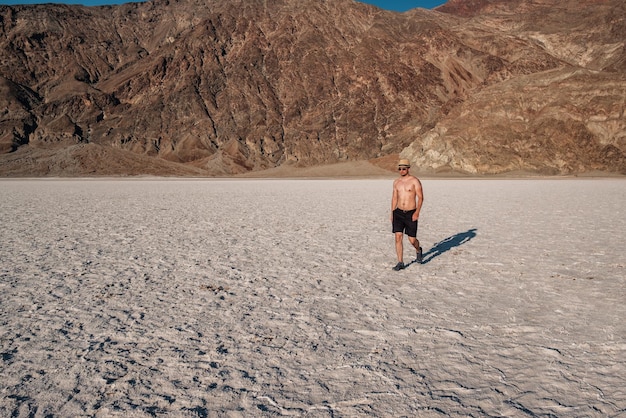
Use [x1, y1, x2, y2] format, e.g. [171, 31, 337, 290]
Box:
[0, 0, 624, 176]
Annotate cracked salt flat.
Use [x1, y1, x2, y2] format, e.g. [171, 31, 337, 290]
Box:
[0, 178, 624, 416]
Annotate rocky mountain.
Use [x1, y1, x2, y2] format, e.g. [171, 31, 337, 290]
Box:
[0, 0, 624, 176]
[405, 0, 626, 174]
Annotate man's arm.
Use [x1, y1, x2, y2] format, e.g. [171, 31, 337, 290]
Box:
[413, 178, 424, 220]
[390, 180, 398, 220]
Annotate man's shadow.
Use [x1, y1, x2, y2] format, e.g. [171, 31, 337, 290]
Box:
[410, 228, 477, 266]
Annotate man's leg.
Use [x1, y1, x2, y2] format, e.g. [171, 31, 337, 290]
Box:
[392, 232, 406, 270]
[395, 232, 404, 263]
[408, 236, 423, 262]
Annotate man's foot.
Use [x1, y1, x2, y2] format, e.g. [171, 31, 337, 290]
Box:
[392, 262, 405, 271]
[416, 247, 423, 263]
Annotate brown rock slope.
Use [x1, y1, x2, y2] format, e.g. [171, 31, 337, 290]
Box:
[402, 0, 626, 174]
[0, 0, 624, 176]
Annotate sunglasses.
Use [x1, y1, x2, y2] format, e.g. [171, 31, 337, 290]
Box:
[398, 167, 409, 171]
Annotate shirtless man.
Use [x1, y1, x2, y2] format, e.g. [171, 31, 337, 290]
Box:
[390, 159, 424, 270]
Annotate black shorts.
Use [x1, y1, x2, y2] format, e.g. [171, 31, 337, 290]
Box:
[392, 208, 418, 237]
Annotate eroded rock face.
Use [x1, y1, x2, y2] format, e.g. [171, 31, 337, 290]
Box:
[0, 0, 624, 176]
[403, 0, 626, 175]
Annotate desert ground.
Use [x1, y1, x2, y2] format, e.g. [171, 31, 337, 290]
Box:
[0, 178, 624, 417]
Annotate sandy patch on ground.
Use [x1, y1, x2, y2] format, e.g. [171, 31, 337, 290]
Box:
[1, 178, 624, 416]
[237, 160, 397, 179]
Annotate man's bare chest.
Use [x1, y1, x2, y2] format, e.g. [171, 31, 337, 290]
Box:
[396, 181, 415, 194]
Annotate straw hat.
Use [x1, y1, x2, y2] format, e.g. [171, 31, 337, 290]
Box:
[397, 159, 411, 168]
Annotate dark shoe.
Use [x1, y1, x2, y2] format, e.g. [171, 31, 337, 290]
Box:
[392, 262, 405, 271]
[416, 247, 423, 263]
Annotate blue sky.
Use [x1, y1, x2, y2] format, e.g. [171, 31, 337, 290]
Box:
[0, 0, 447, 11]
[359, 1, 446, 11]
